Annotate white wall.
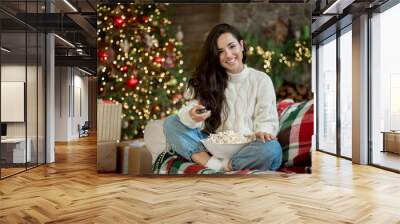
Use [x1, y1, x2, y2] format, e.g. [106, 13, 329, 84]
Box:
[1, 65, 26, 82]
[1, 65, 40, 137]
[55, 67, 69, 141]
[1, 65, 26, 139]
[72, 73, 89, 138]
[55, 67, 89, 141]
[1, 64, 45, 164]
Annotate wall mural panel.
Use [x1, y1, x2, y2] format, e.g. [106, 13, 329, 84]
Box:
[97, 3, 312, 176]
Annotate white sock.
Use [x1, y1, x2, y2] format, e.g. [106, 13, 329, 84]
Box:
[205, 156, 223, 171]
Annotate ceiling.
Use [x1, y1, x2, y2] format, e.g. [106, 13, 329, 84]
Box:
[7, 0, 365, 74]
[311, 0, 390, 44]
[1, 0, 314, 74]
[0, 0, 101, 73]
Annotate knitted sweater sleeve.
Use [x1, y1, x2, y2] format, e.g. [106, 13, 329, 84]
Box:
[177, 88, 204, 129]
[253, 75, 279, 136]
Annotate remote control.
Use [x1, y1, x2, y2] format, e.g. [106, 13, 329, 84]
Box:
[196, 108, 207, 114]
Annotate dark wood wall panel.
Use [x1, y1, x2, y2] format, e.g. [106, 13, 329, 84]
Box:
[88, 77, 97, 132]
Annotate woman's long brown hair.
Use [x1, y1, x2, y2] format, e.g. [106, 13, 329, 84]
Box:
[188, 23, 247, 133]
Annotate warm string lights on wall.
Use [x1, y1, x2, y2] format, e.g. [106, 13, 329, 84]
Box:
[97, 4, 186, 140]
[247, 41, 311, 75]
[244, 23, 311, 93]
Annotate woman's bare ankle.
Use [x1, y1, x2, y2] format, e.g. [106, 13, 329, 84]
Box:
[191, 151, 212, 166]
[222, 159, 232, 172]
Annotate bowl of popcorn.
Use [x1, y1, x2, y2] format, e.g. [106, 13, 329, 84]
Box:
[201, 130, 252, 159]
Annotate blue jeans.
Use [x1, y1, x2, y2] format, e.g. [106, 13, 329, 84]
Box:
[163, 115, 283, 171]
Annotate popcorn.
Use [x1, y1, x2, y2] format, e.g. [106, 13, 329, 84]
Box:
[205, 130, 250, 144]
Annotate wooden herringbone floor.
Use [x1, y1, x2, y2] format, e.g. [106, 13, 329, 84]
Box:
[1, 135, 400, 224]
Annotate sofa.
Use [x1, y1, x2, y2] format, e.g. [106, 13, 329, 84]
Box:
[144, 99, 314, 174]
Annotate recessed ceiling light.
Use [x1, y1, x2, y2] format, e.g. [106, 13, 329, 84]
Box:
[63, 0, 78, 12]
[78, 67, 93, 76]
[323, 0, 355, 15]
[1, 47, 11, 53]
[54, 34, 75, 48]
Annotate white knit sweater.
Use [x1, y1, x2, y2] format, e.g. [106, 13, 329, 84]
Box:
[177, 66, 279, 136]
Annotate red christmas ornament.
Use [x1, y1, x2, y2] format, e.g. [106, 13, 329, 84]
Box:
[113, 16, 125, 28]
[172, 94, 183, 103]
[130, 16, 137, 24]
[166, 42, 175, 52]
[142, 15, 149, 23]
[101, 99, 115, 104]
[150, 104, 158, 113]
[153, 56, 164, 64]
[98, 50, 108, 62]
[120, 65, 129, 73]
[164, 55, 176, 68]
[127, 76, 139, 89]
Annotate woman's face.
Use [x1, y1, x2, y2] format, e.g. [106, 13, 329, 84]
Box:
[217, 32, 244, 74]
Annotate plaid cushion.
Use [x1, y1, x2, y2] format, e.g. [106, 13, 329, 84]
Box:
[277, 100, 313, 169]
[152, 99, 314, 174]
[277, 99, 295, 117]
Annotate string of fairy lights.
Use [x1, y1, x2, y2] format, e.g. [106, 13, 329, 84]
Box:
[247, 40, 311, 74]
[97, 4, 187, 139]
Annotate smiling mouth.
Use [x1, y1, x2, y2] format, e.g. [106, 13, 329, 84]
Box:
[226, 58, 236, 65]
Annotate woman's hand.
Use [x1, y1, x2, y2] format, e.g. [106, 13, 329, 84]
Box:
[189, 104, 211, 122]
[254, 131, 276, 143]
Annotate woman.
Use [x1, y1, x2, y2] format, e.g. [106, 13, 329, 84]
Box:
[163, 23, 282, 172]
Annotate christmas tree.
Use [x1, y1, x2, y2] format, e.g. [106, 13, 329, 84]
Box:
[97, 4, 187, 140]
